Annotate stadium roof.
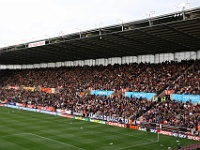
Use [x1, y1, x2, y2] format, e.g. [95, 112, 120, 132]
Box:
[0, 7, 200, 64]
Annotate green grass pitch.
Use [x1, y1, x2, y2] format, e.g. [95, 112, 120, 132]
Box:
[0, 107, 198, 150]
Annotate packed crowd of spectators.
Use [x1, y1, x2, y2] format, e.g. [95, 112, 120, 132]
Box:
[1, 59, 197, 93]
[168, 59, 200, 94]
[141, 99, 200, 130]
[0, 59, 200, 130]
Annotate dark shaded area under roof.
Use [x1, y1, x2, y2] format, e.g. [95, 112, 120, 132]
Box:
[0, 7, 200, 64]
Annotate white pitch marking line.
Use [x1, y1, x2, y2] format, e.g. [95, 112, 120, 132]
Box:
[27, 133, 85, 150]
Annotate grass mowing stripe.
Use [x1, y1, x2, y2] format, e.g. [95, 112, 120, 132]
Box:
[0, 139, 29, 150]
[0, 133, 28, 138]
[102, 141, 158, 150]
[118, 141, 159, 150]
[0, 132, 85, 150]
[106, 131, 156, 142]
[27, 133, 85, 150]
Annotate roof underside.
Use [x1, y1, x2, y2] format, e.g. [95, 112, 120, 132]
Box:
[1, 7, 200, 64]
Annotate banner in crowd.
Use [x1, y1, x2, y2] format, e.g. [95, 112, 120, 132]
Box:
[5, 86, 56, 94]
[40, 87, 54, 94]
[91, 90, 114, 96]
[125, 92, 156, 100]
[23, 87, 35, 91]
[8, 86, 19, 90]
[171, 94, 200, 103]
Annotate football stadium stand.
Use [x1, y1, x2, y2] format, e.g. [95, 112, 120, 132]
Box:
[0, 6, 200, 150]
